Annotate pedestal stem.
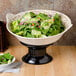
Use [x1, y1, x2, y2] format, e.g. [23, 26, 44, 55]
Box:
[21, 42, 53, 65]
[29, 47, 46, 57]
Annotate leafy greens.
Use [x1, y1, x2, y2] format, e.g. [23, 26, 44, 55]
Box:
[0, 53, 14, 64]
[11, 12, 65, 38]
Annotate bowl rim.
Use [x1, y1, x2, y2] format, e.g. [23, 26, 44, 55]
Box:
[6, 9, 73, 40]
[0, 53, 15, 66]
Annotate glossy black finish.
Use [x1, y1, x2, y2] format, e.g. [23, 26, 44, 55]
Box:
[21, 42, 53, 65]
[22, 54, 52, 65]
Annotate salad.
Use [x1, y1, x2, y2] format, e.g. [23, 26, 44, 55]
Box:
[0, 53, 14, 64]
[11, 12, 65, 38]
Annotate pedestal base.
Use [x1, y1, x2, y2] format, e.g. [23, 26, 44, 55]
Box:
[21, 42, 53, 65]
[22, 54, 52, 65]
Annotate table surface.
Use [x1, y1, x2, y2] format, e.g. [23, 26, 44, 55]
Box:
[0, 45, 76, 76]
